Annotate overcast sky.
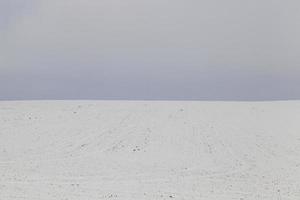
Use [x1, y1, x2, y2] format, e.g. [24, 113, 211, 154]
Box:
[1, 0, 300, 100]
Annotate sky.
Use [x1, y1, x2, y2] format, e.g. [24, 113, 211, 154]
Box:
[1, 0, 300, 100]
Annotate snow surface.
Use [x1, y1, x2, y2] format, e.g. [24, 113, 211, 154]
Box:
[0, 101, 300, 200]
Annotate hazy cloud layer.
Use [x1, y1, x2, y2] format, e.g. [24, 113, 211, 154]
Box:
[1, 0, 300, 100]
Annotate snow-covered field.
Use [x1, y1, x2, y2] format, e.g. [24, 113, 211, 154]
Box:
[0, 101, 300, 200]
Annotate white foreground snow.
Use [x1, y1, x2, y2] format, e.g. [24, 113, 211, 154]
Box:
[0, 101, 300, 200]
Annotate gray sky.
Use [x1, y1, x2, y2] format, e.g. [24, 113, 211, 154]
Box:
[1, 0, 300, 100]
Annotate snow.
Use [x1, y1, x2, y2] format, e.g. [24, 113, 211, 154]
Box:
[0, 100, 300, 199]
